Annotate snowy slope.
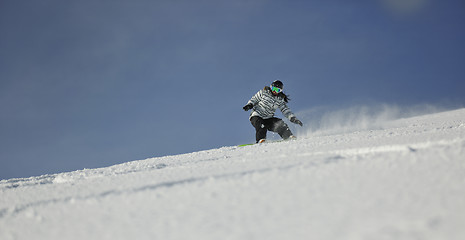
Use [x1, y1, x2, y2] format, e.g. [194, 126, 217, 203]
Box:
[1, 108, 465, 240]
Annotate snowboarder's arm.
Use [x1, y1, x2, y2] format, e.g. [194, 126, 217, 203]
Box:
[280, 104, 303, 126]
[245, 90, 263, 108]
[279, 103, 295, 120]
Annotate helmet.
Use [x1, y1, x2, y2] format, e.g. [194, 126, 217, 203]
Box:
[270, 80, 283, 94]
[271, 80, 283, 89]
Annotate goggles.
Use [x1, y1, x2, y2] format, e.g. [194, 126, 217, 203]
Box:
[271, 86, 282, 93]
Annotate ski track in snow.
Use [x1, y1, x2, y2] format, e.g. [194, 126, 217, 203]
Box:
[1, 108, 465, 240]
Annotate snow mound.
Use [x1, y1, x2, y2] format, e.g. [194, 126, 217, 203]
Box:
[1, 108, 465, 240]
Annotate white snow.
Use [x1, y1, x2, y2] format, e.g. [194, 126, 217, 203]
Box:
[1, 108, 465, 240]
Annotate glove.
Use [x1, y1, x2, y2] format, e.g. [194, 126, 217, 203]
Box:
[243, 103, 253, 111]
[290, 116, 303, 126]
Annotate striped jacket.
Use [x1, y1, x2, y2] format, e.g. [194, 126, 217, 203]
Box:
[246, 87, 296, 120]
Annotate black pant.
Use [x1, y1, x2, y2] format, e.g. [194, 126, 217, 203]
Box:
[250, 116, 293, 143]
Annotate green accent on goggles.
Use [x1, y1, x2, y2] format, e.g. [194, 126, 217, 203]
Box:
[271, 86, 282, 93]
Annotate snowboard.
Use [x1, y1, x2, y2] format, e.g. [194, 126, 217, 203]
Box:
[238, 143, 255, 147]
[238, 136, 296, 147]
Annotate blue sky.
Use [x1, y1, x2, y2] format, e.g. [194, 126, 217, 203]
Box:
[1, 0, 464, 179]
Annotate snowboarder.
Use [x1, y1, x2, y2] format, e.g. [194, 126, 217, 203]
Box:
[243, 80, 303, 143]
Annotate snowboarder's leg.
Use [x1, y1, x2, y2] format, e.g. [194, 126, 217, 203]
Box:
[269, 118, 293, 140]
[250, 116, 267, 143]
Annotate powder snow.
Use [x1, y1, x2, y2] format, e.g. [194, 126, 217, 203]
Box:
[1, 108, 465, 240]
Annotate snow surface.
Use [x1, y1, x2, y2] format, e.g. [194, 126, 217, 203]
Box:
[1, 108, 465, 240]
